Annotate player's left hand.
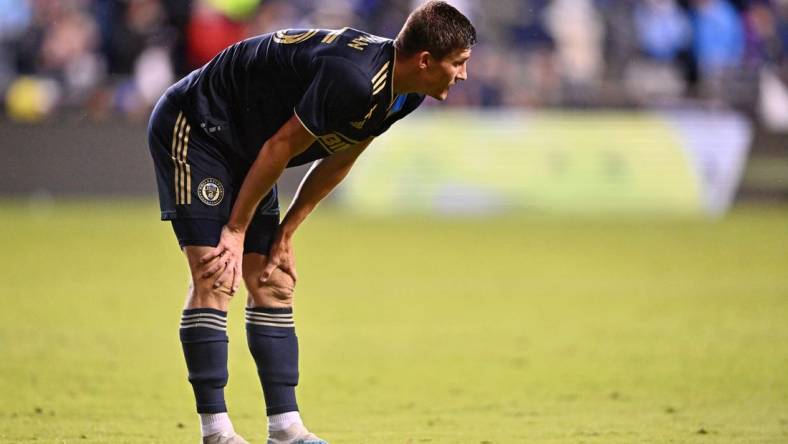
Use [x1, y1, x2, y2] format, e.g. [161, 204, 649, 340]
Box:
[201, 225, 246, 294]
[261, 230, 298, 284]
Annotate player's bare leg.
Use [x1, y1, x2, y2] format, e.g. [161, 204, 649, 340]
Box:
[243, 253, 327, 444]
[182, 246, 250, 444]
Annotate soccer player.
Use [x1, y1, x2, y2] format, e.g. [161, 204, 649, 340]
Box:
[147, 2, 475, 443]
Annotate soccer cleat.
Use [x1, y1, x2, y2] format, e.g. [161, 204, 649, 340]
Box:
[267, 423, 327, 444]
[202, 431, 251, 444]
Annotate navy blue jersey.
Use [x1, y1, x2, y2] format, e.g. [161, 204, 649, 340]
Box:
[165, 28, 425, 167]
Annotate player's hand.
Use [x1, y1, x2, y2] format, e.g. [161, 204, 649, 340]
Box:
[200, 225, 245, 294]
[261, 230, 298, 284]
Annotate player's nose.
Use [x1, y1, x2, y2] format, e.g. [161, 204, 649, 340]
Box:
[456, 65, 467, 81]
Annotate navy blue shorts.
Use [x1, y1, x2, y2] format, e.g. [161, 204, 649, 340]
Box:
[147, 94, 280, 255]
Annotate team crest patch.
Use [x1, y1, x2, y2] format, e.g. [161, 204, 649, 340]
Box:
[197, 178, 224, 206]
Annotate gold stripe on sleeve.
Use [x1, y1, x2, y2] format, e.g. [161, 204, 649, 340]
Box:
[373, 75, 386, 91]
[372, 81, 386, 96]
[371, 61, 389, 84]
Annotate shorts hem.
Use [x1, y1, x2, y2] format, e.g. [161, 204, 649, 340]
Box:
[243, 245, 272, 256]
[161, 213, 228, 222]
[178, 238, 220, 248]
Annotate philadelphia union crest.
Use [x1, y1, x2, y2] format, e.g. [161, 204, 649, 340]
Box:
[197, 178, 224, 206]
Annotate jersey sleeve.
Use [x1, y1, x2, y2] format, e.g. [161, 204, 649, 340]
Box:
[294, 56, 371, 137]
[371, 93, 426, 137]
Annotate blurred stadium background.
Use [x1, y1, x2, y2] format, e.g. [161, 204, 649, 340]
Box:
[2, 1, 788, 443]
[1, 0, 787, 208]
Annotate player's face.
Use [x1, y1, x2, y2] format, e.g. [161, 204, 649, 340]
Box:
[424, 48, 471, 100]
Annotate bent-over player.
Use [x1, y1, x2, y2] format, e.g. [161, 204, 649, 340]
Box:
[147, 2, 475, 443]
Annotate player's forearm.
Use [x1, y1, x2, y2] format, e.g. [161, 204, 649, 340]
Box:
[226, 115, 315, 233]
[280, 138, 372, 237]
[226, 141, 292, 233]
[280, 159, 355, 238]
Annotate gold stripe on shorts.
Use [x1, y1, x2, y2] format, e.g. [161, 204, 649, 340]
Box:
[176, 116, 186, 204]
[170, 112, 192, 205]
[181, 123, 192, 205]
[170, 112, 183, 204]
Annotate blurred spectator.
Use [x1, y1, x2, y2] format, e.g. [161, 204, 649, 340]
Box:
[690, 0, 745, 74]
[779, 1, 788, 66]
[767, 0, 788, 78]
[0, 0, 32, 94]
[624, 0, 691, 102]
[508, 0, 553, 50]
[0, 0, 31, 38]
[105, 0, 168, 74]
[597, 0, 638, 82]
[159, 0, 194, 77]
[544, 0, 605, 104]
[742, 1, 778, 66]
[186, 1, 246, 68]
[39, 7, 103, 100]
[0, 0, 786, 121]
[757, 0, 788, 130]
[634, 0, 691, 61]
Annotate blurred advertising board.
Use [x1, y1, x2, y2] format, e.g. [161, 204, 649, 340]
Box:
[338, 109, 751, 216]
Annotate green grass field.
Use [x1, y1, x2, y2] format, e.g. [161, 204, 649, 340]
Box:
[2, 200, 787, 443]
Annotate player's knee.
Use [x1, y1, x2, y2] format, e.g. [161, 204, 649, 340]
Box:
[246, 271, 295, 306]
[262, 273, 295, 305]
[190, 276, 235, 306]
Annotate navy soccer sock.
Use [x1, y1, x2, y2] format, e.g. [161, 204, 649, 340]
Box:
[180, 308, 229, 414]
[245, 307, 299, 415]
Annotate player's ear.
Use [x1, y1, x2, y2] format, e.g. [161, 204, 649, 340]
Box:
[417, 51, 431, 70]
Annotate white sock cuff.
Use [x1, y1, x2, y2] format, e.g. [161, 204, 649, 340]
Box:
[200, 412, 234, 436]
[268, 411, 302, 432]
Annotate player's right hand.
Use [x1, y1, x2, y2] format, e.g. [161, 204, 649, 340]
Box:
[200, 225, 245, 294]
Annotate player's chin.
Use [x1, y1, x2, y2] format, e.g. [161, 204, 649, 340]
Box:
[429, 89, 450, 101]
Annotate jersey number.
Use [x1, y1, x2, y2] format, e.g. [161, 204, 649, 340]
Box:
[272, 28, 351, 45]
[273, 29, 318, 44]
[274, 28, 376, 52]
